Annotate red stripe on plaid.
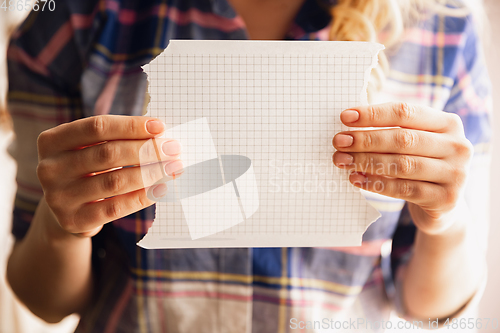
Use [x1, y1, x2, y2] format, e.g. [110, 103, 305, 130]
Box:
[38, 22, 74, 66]
[102, 1, 246, 32]
[253, 294, 342, 311]
[320, 239, 386, 256]
[104, 280, 134, 333]
[7, 46, 49, 76]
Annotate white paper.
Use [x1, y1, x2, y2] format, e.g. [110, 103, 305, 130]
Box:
[138, 40, 383, 248]
[182, 182, 244, 240]
[163, 117, 218, 168]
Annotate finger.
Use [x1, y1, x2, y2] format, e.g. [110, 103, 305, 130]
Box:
[72, 185, 167, 233]
[38, 115, 165, 157]
[332, 128, 455, 158]
[333, 152, 461, 183]
[58, 138, 182, 177]
[348, 172, 448, 209]
[66, 160, 183, 204]
[341, 102, 464, 133]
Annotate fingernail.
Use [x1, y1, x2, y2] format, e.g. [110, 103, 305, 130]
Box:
[334, 134, 354, 148]
[152, 183, 168, 198]
[350, 172, 367, 186]
[164, 160, 184, 176]
[334, 152, 354, 165]
[341, 110, 360, 123]
[162, 140, 182, 156]
[146, 120, 165, 134]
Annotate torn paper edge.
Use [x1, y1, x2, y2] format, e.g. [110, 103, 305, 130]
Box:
[355, 42, 385, 236]
[138, 40, 384, 248]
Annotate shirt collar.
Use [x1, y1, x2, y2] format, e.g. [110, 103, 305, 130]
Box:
[210, 0, 336, 38]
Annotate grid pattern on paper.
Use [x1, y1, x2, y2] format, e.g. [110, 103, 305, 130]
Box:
[146, 52, 373, 237]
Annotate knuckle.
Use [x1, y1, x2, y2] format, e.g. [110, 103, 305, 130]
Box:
[37, 130, 51, 149]
[448, 113, 464, 130]
[465, 141, 474, 160]
[36, 129, 55, 156]
[103, 172, 124, 194]
[88, 116, 107, 139]
[36, 160, 56, 184]
[450, 166, 467, 185]
[105, 201, 121, 220]
[146, 164, 161, 185]
[353, 153, 373, 174]
[357, 153, 371, 169]
[444, 187, 459, 207]
[398, 180, 417, 199]
[126, 117, 138, 136]
[396, 129, 417, 150]
[361, 132, 374, 149]
[462, 139, 474, 159]
[135, 190, 149, 209]
[452, 139, 473, 159]
[97, 143, 119, 165]
[367, 105, 380, 123]
[395, 102, 415, 122]
[144, 139, 158, 161]
[396, 155, 416, 176]
[366, 156, 376, 172]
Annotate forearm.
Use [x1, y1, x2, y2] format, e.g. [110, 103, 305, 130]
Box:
[6, 197, 93, 323]
[402, 204, 486, 320]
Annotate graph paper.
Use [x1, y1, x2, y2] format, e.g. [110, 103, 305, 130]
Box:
[138, 40, 383, 248]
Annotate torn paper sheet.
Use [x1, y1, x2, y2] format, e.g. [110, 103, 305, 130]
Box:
[138, 40, 383, 249]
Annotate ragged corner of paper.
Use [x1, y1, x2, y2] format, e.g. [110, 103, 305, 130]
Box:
[137, 40, 384, 249]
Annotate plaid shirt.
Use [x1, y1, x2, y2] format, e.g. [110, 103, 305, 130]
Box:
[7, 0, 491, 332]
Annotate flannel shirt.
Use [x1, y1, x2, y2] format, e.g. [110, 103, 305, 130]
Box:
[7, 0, 491, 332]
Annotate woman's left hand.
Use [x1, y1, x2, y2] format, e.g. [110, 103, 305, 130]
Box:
[332, 102, 473, 235]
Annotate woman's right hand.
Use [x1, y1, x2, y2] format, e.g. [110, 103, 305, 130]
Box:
[36, 115, 183, 237]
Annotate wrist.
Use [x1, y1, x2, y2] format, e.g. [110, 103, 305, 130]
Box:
[414, 199, 473, 256]
[32, 197, 88, 247]
[415, 193, 469, 234]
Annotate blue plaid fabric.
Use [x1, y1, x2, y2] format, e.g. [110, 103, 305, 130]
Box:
[7, 0, 491, 332]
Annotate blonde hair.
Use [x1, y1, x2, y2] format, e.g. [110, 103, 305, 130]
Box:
[328, 0, 483, 101]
